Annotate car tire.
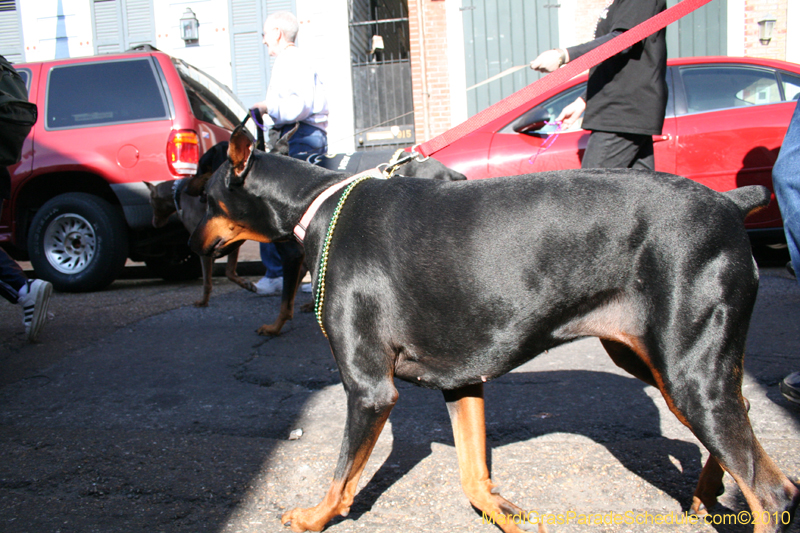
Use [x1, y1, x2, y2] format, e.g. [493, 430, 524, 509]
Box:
[27, 193, 129, 292]
[145, 243, 202, 282]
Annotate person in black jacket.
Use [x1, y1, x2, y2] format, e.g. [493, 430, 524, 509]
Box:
[1, 54, 52, 342]
[530, 0, 667, 170]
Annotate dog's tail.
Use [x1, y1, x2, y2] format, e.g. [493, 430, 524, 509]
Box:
[722, 185, 771, 219]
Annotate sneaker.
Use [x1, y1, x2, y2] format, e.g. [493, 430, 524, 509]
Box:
[254, 276, 283, 296]
[780, 371, 800, 405]
[18, 279, 53, 342]
[301, 282, 313, 293]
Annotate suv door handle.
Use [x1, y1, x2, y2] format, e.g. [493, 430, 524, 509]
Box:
[652, 134, 672, 143]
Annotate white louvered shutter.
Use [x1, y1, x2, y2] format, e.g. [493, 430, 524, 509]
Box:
[0, 0, 25, 63]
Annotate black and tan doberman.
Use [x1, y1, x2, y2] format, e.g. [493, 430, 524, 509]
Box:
[190, 128, 799, 533]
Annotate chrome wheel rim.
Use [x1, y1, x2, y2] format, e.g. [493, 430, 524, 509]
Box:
[43, 214, 96, 274]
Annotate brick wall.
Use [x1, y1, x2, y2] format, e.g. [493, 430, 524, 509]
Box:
[575, 0, 612, 44]
[408, 0, 451, 143]
[744, 0, 788, 60]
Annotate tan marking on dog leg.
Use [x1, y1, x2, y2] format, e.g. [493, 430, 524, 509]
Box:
[445, 383, 539, 533]
[224, 248, 255, 292]
[691, 456, 725, 515]
[257, 298, 294, 336]
[724, 441, 799, 533]
[281, 398, 394, 532]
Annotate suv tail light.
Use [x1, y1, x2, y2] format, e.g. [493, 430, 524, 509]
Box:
[167, 130, 200, 176]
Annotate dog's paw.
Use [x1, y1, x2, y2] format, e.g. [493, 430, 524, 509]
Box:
[257, 324, 281, 336]
[193, 300, 209, 308]
[243, 281, 257, 292]
[281, 507, 326, 532]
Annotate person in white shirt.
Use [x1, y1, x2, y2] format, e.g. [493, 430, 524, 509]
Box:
[250, 11, 328, 296]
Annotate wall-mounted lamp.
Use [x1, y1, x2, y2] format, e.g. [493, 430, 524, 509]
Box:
[757, 14, 776, 46]
[370, 35, 385, 55]
[180, 8, 199, 46]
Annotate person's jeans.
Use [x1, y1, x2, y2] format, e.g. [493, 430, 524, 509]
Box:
[260, 123, 328, 278]
[772, 99, 800, 282]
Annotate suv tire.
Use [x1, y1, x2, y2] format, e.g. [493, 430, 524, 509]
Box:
[28, 193, 129, 292]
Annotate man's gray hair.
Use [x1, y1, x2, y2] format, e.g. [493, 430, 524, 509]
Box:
[265, 11, 299, 43]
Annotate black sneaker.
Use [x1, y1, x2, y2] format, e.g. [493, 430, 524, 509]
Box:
[18, 279, 53, 342]
[780, 372, 800, 405]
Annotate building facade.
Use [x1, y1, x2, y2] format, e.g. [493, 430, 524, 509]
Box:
[1, 0, 798, 153]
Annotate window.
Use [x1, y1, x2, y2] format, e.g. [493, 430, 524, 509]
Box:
[780, 72, 800, 101]
[46, 59, 168, 129]
[173, 58, 245, 130]
[502, 84, 587, 135]
[679, 66, 781, 114]
[14, 68, 29, 90]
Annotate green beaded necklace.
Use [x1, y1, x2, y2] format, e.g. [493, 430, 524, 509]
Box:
[313, 174, 375, 337]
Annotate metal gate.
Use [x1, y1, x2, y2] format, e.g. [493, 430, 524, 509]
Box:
[349, 0, 414, 151]
[461, 0, 559, 117]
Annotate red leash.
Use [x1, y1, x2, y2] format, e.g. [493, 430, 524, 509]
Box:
[415, 0, 713, 158]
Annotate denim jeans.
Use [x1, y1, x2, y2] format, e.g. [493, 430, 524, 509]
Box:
[773, 99, 800, 282]
[260, 123, 328, 277]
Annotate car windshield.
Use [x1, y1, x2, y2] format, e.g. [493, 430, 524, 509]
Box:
[173, 58, 249, 131]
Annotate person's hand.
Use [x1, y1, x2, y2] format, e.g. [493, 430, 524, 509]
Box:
[250, 102, 268, 116]
[530, 49, 568, 73]
[556, 97, 586, 129]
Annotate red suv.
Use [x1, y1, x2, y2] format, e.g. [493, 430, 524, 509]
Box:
[1, 47, 246, 291]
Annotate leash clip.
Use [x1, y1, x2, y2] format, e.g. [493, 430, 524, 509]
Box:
[381, 150, 416, 178]
[411, 144, 429, 162]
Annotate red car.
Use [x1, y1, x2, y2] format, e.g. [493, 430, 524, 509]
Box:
[433, 56, 800, 244]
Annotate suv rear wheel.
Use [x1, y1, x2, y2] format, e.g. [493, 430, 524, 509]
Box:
[28, 193, 129, 292]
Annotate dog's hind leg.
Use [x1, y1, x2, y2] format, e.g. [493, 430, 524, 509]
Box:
[600, 338, 798, 530]
[444, 383, 544, 533]
[665, 379, 798, 532]
[281, 378, 398, 532]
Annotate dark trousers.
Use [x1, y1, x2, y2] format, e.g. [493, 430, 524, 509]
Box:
[0, 170, 26, 303]
[260, 123, 328, 277]
[581, 130, 655, 171]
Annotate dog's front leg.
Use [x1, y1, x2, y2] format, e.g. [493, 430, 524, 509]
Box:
[258, 241, 304, 336]
[224, 248, 256, 292]
[444, 383, 543, 533]
[282, 380, 398, 532]
[194, 255, 214, 307]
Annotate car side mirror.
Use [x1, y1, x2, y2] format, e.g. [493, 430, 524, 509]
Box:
[512, 107, 550, 134]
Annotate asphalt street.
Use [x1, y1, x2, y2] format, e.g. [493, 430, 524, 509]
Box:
[0, 248, 798, 533]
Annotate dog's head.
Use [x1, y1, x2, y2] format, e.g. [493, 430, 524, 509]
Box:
[144, 181, 177, 228]
[189, 124, 298, 257]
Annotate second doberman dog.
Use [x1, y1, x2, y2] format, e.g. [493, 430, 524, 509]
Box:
[190, 129, 799, 533]
[145, 141, 255, 307]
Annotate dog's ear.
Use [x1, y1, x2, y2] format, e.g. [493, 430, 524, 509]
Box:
[270, 123, 299, 156]
[226, 125, 256, 188]
[144, 181, 156, 194]
[184, 172, 212, 196]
